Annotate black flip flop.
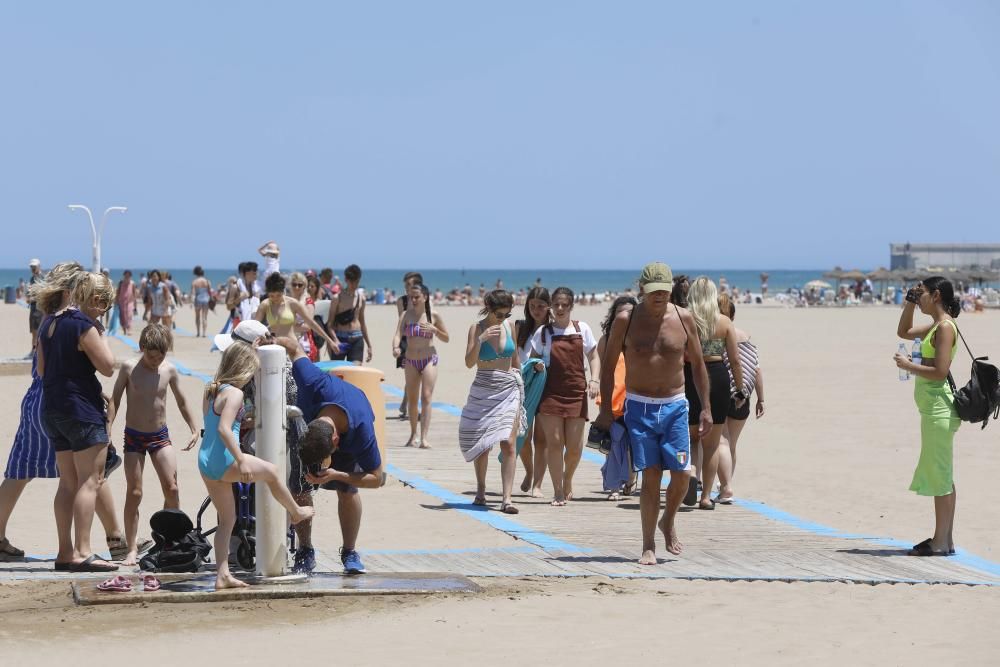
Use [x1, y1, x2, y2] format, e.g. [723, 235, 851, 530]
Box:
[908, 542, 950, 557]
[70, 554, 119, 572]
[683, 478, 699, 507]
[912, 538, 955, 555]
[697, 499, 716, 511]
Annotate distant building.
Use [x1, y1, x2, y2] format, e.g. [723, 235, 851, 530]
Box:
[889, 243, 1000, 270]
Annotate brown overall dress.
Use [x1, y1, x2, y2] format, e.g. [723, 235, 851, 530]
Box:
[537, 321, 588, 419]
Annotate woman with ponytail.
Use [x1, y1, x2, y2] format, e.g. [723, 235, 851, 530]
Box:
[895, 276, 962, 557]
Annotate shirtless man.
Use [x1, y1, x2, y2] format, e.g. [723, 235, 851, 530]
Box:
[594, 263, 712, 565]
[109, 324, 199, 564]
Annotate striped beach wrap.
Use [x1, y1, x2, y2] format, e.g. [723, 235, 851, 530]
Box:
[459, 369, 526, 463]
[5, 360, 58, 480]
[724, 340, 759, 397]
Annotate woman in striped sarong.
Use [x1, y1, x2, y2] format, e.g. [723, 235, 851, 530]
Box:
[715, 296, 765, 504]
[459, 291, 525, 514]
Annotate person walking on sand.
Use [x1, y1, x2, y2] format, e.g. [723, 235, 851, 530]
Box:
[199, 343, 314, 589]
[393, 283, 449, 448]
[594, 263, 712, 564]
[191, 266, 212, 338]
[714, 296, 765, 504]
[116, 270, 137, 336]
[459, 290, 525, 513]
[513, 287, 551, 497]
[147, 270, 174, 328]
[686, 277, 745, 511]
[108, 324, 199, 565]
[37, 272, 120, 572]
[394, 272, 424, 418]
[895, 276, 962, 557]
[529, 287, 600, 506]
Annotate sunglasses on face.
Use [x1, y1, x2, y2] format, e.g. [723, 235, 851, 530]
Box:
[493, 311, 512, 319]
[291, 282, 305, 288]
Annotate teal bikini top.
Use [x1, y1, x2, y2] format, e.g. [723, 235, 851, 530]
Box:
[478, 321, 515, 361]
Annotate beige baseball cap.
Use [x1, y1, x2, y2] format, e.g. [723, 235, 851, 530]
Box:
[639, 262, 673, 292]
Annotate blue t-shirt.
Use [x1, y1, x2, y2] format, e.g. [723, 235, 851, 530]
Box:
[39, 310, 106, 425]
[292, 358, 381, 472]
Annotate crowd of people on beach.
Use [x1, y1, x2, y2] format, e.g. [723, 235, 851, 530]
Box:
[1, 244, 979, 581]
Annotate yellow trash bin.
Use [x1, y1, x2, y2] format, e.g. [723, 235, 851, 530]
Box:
[328, 365, 386, 484]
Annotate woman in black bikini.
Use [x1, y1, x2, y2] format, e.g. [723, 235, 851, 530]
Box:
[328, 264, 372, 365]
[392, 283, 449, 448]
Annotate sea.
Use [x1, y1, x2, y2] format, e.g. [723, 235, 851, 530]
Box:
[1, 267, 836, 296]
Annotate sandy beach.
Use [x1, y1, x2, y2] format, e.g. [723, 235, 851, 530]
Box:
[2, 298, 1000, 665]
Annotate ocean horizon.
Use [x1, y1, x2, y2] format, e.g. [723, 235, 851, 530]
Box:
[1, 267, 866, 296]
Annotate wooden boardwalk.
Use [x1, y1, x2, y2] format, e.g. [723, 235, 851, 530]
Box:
[341, 407, 1000, 586]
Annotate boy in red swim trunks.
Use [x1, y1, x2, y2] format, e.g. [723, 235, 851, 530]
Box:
[109, 324, 199, 565]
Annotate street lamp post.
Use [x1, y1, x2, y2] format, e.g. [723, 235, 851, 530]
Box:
[68, 204, 128, 272]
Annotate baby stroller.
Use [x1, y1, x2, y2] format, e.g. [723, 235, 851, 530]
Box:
[139, 503, 214, 573]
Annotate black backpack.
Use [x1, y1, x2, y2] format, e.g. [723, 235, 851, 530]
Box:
[139, 507, 212, 573]
[947, 325, 1000, 430]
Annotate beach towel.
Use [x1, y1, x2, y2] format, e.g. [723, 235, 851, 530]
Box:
[600, 420, 631, 491]
[500, 359, 547, 461]
[460, 369, 525, 463]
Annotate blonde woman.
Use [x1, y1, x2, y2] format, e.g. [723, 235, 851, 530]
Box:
[288, 271, 319, 361]
[38, 272, 119, 572]
[684, 277, 744, 510]
[198, 343, 314, 590]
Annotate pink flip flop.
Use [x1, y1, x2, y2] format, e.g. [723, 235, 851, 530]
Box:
[142, 575, 162, 592]
[97, 575, 133, 592]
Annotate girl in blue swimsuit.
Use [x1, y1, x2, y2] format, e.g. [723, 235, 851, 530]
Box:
[199, 343, 315, 590]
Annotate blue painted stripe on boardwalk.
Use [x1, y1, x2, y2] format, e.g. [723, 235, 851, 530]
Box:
[384, 462, 588, 553]
[378, 385, 1000, 579]
[363, 545, 539, 556]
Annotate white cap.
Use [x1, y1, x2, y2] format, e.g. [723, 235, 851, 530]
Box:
[29, 258, 41, 267]
[214, 320, 270, 352]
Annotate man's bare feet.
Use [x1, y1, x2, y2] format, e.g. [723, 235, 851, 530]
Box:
[122, 550, 138, 566]
[216, 573, 249, 590]
[638, 549, 657, 565]
[290, 506, 316, 525]
[658, 515, 683, 555]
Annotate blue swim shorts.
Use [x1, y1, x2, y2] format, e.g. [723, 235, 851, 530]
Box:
[624, 392, 690, 472]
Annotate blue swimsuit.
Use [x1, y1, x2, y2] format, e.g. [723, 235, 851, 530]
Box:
[198, 385, 244, 481]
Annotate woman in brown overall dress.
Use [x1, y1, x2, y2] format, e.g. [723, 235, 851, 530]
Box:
[529, 287, 600, 506]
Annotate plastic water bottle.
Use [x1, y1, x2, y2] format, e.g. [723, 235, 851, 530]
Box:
[912, 338, 922, 370]
[898, 343, 909, 381]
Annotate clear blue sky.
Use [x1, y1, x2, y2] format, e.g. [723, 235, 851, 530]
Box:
[2, 2, 998, 270]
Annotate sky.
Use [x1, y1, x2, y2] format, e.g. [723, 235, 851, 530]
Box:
[1, 1, 999, 271]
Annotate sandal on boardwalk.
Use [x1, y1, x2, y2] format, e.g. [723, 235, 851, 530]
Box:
[0, 537, 25, 562]
[909, 541, 950, 557]
[682, 478, 699, 507]
[97, 575, 132, 592]
[71, 554, 118, 572]
[142, 575, 162, 592]
[697, 499, 716, 511]
[500, 502, 519, 515]
[472, 495, 487, 507]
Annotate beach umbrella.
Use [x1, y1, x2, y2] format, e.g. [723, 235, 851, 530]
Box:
[867, 268, 892, 281]
[839, 269, 867, 282]
[822, 266, 844, 280]
[967, 269, 1000, 286]
[804, 280, 831, 291]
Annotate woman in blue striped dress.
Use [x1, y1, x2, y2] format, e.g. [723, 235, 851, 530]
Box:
[0, 262, 127, 562]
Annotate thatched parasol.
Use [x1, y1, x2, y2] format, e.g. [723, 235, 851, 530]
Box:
[839, 269, 867, 282]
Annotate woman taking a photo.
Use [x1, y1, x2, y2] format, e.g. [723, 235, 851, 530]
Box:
[328, 264, 373, 365]
[254, 272, 337, 351]
[529, 287, 600, 506]
[686, 277, 744, 511]
[393, 283, 449, 448]
[513, 287, 551, 497]
[459, 290, 524, 513]
[895, 276, 962, 557]
[38, 272, 119, 572]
